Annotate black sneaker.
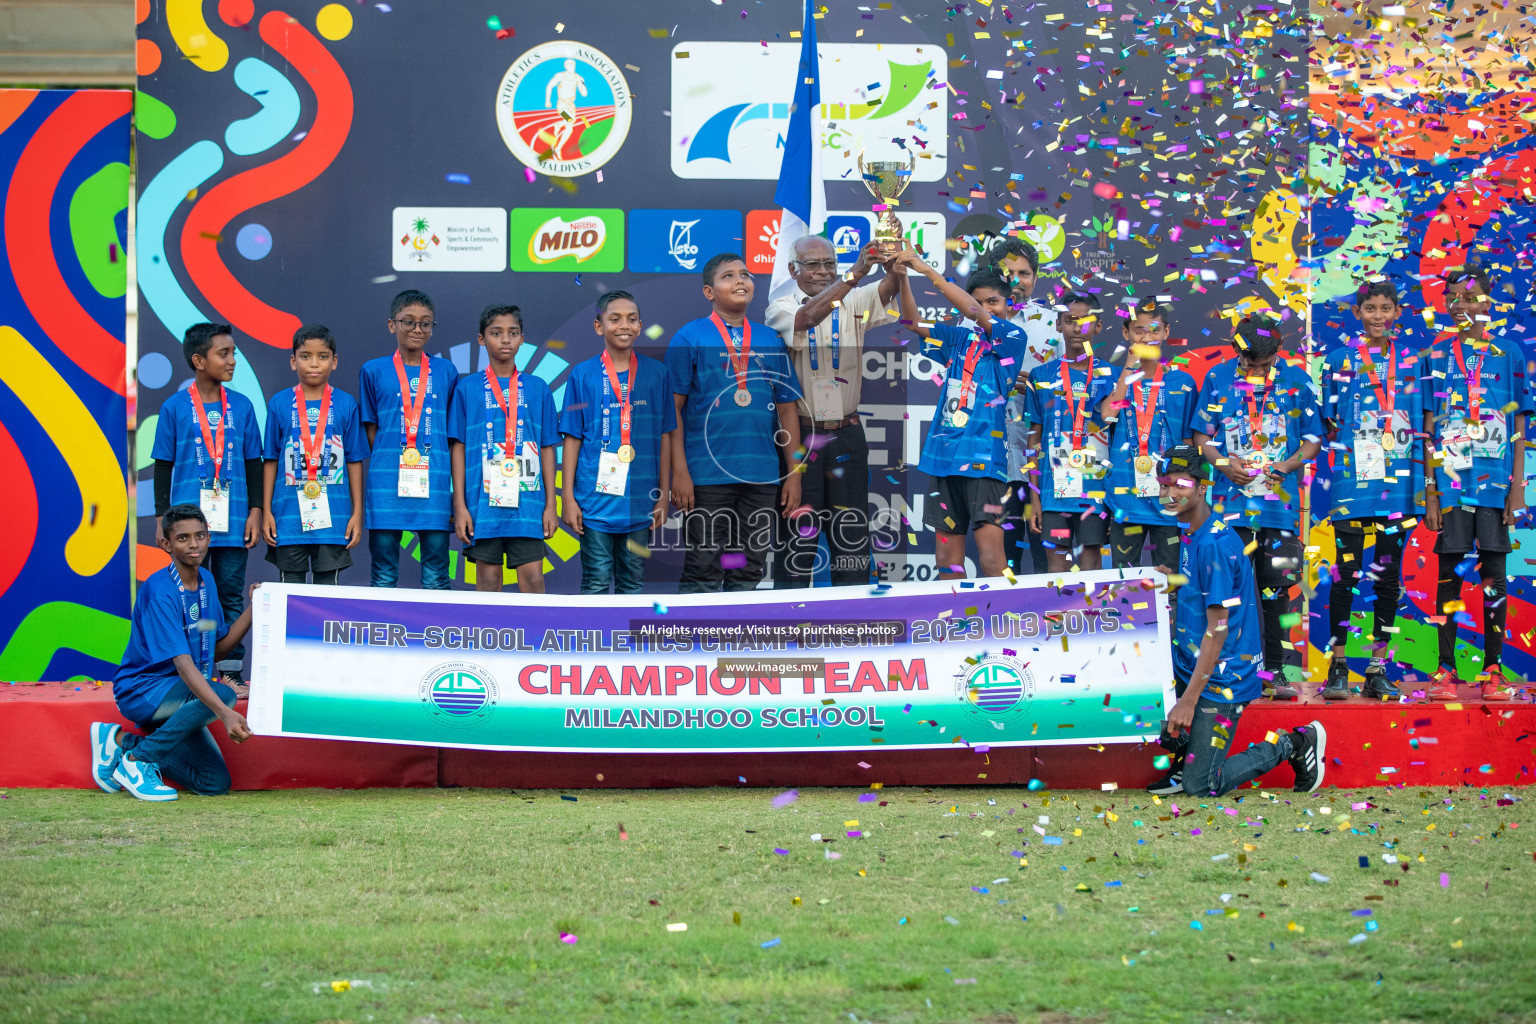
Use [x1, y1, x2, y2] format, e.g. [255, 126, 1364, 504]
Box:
[1362, 664, 1399, 699]
[1146, 772, 1183, 796]
[1290, 720, 1327, 794]
[1320, 659, 1350, 701]
[1265, 679, 1300, 700]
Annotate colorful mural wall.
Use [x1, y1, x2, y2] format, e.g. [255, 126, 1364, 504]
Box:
[1308, 88, 1536, 682]
[0, 89, 132, 682]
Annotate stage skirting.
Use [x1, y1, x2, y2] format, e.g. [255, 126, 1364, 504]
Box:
[4, 681, 1530, 791]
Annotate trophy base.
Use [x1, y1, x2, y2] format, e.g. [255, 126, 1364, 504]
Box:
[874, 238, 910, 257]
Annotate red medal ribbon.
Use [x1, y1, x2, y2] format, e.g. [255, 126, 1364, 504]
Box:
[1060, 351, 1096, 449]
[1243, 367, 1276, 446]
[601, 350, 636, 450]
[1361, 339, 1395, 422]
[393, 351, 430, 451]
[294, 384, 332, 484]
[188, 383, 228, 483]
[486, 367, 520, 460]
[1133, 363, 1163, 458]
[957, 336, 984, 413]
[709, 312, 753, 395]
[1452, 335, 1484, 425]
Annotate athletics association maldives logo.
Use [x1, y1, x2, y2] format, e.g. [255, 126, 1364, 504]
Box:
[953, 653, 1035, 723]
[419, 661, 500, 727]
[495, 40, 633, 177]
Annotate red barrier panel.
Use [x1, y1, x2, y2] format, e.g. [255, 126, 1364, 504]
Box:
[3, 683, 1530, 791]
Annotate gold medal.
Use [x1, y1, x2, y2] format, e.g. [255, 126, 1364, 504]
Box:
[734, 388, 752, 407]
[1067, 449, 1086, 470]
[1135, 454, 1155, 475]
[1380, 431, 1396, 452]
[1467, 421, 1486, 441]
[302, 480, 322, 500]
[501, 458, 519, 477]
[402, 446, 421, 467]
[617, 444, 636, 463]
[951, 410, 970, 428]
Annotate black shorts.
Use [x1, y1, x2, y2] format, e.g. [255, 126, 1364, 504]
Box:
[1041, 509, 1109, 548]
[465, 535, 546, 569]
[1332, 515, 1410, 536]
[925, 475, 1010, 534]
[1435, 505, 1511, 555]
[265, 543, 353, 573]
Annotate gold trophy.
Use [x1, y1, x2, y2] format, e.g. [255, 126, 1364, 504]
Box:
[857, 149, 916, 256]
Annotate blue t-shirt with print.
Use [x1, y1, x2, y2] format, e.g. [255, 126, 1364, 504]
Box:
[449, 369, 560, 539]
[151, 387, 263, 547]
[113, 564, 228, 724]
[1319, 339, 1426, 522]
[560, 352, 677, 533]
[262, 387, 369, 547]
[1100, 366, 1199, 526]
[1022, 355, 1112, 514]
[918, 319, 1029, 483]
[1004, 300, 1064, 481]
[1193, 359, 1324, 531]
[1172, 513, 1262, 704]
[358, 353, 460, 531]
[666, 315, 800, 486]
[1423, 332, 1534, 510]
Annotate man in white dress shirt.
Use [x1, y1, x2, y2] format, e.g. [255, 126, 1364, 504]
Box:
[765, 236, 904, 587]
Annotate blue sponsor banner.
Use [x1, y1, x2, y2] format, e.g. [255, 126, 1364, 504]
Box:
[628, 209, 745, 274]
[825, 214, 872, 267]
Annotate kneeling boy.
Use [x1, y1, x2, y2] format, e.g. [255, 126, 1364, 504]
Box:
[1149, 446, 1326, 798]
[91, 505, 255, 801]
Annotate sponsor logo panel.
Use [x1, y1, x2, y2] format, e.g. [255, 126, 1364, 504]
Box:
[670, 42, 947, 181]
[508, 208, 625, 272]
[392, 208, 508, 273]
[628, 209, 745, 273]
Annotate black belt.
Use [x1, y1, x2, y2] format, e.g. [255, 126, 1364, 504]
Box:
[799, 413, 860, 432]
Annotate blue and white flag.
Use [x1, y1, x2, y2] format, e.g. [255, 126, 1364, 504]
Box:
[770, 0, 826, 295]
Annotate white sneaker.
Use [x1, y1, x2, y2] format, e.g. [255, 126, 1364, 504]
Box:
[112, 756, 178, 802]
[90, 722, 123, 793]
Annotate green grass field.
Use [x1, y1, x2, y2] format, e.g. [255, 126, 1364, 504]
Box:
[2, 785, 1533, 1024]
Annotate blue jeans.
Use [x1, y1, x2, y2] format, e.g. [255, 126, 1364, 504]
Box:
[369, 529, 452, 589]
[580, 527, 648, 594]
[118, 680, 237, 795]
[202, 546, 249, 662]
[1158, 678, 1292, 797]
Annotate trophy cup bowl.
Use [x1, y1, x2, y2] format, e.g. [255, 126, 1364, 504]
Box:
[857, 150, 917, 257]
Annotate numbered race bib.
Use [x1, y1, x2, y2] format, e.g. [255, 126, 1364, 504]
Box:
[1470, 411, 1507, 459]
[398, 454, 430, 499]
[199, 484, 230, 534]
[298, 485, 331, 531]
[811, 377, 842, 422]
[1224, 414, 1283, 497]
[942, 377, 969, 427]
[596, 448, 629, 496]
[1354, 409, 1410, 481]
[284, 437, 345, 487]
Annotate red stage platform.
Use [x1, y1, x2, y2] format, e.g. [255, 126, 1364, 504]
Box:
[3, 682, 1531, 791]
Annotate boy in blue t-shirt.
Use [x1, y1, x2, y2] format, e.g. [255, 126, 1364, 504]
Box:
[1096, 299, 1198, 570]
[1318, 278, 1422, 701]
[91, 505, 256, 801]
[359, 289, 460, 590]
[982, 236, 1062, 576]
[261, 325, 369, 583]
[894, 252, 1029, 580]
[150, 322, 263, 679]
[1191, 314, 1324, 699]
[1147, 446, 1325, 798]
[561, 291, 677, 594]
[1025, 292, 1113, 573]
[450, 304, 559, 594]
[667, 253, 802, 593]
[1424, 266, 1532, 701]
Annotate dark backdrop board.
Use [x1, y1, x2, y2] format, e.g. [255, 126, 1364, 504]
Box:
[134, 0, 1302, 593]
